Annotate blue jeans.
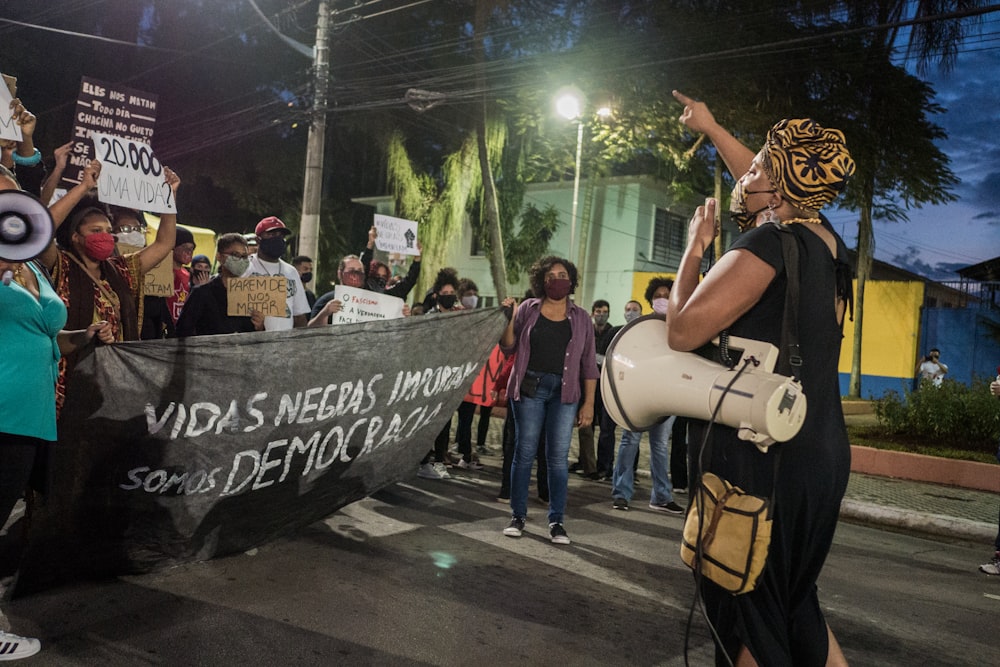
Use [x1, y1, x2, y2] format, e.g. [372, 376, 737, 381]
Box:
[611, 416, 675, 504]
[510, 372, 577, 524]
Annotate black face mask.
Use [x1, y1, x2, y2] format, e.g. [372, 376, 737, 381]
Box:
[299, 271, 313, 284]
[258, 236, 286, 258]
[436, 294, 457, 310]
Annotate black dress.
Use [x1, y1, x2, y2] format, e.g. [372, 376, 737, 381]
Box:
[689, 221, 852, 666]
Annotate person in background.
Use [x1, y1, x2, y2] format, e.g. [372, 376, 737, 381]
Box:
[981, 376, 1000, 576]
[573, 299, 613, 479]
[244, 217, 309, 330]
[500, 256, 598, 545]
[916, 348, 948, 387]
[670, 90, 854, 665]
[175, 233, 264, 337]
[243, 233, 258, 256]
[610, 278, 683, 515]
[418, 269, 464, 479]
[361, 225, 421, 300]
[1, 96, 46, 197]
[190, 254, 212, 288]
[453, 278, 491, 465]
[291, 255, 316, 309]
[0, 165, 113, 660]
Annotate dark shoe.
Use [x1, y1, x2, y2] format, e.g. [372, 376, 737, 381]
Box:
[549, 522, 570, 545]
[569, 462, 582, 474]
[649, 501, 685, 515]
[503, 517, 526, 537]
[612, 497, 629, 511]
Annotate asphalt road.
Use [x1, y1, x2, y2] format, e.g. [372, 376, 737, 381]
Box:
[5, 468, 997, 666]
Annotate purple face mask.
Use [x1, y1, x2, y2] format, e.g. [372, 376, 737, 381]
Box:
[544, 278, 572, 300]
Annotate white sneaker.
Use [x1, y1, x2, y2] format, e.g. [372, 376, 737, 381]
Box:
[455, 459, 484, 471]
[432, 462, 451, 479]
[0, 631, 41, 661]
[980, 554, 1000, 575]
[418, 463, 445, 480]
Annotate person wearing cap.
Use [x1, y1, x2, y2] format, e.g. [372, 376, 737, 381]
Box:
[669, 91, 855, 666]
[243, 216, 309, 330]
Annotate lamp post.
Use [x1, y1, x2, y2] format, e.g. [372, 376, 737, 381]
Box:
[556, 93, 583, 267]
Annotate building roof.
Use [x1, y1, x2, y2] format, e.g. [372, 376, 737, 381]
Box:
[956, 256, 1000, 282]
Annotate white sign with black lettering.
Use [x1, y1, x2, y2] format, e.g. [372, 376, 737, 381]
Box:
[90, 131, 175, 213]
[331, 285, 404, 324]
[373, 214, 419, 256]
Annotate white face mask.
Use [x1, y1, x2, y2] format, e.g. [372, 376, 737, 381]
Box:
[624, 310, 641, 323]
[461, 295, 478, 309]
[116, 231, 146, 248]
[652, 297, 669, 315]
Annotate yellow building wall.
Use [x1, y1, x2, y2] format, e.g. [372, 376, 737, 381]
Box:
[839, 280, 925, 378]
[629, 271, 677, 312]
[629, 272, 924, 384]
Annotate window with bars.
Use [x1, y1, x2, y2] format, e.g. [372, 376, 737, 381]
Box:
[651, 208, 687, 265]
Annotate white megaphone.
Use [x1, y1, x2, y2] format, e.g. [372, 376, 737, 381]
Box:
[601, 314, 806, 451]
[0, 190, 54, 262]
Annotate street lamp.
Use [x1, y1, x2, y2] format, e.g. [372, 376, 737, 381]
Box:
[556, 92, 583, 267]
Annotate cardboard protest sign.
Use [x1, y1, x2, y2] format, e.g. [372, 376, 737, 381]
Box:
[0, 75, 22, 142]
[142, 252, 174, 298]
[18, 309, 507, 591]
[227, 275, 287, 317]
[90, 132, 175, 213]
[373, 214, 420, 256]
[330, 285, 405, 324]
[65, 77, 157, 186]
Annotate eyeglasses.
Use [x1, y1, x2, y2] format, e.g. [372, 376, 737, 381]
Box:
[221, 251, 249, 260]
[343, 269, 364, 276]
[116, 224, 145, 234]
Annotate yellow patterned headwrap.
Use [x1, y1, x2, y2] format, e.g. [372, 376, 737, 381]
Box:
[758, 118, 855, 213]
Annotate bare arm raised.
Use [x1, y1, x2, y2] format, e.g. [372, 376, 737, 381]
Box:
[673, 90, 756, 179]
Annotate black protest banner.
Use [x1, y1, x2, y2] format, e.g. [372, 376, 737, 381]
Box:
[64, 77, 158, 187]
[19, 308, 506, 592]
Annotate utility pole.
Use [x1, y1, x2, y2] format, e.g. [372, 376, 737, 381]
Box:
[298, 0, 330, 273]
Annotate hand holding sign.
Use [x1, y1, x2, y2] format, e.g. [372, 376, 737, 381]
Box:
[373, 214, 420, 256]
[90, 132, 175, 213]
[0, 79, 22, 142]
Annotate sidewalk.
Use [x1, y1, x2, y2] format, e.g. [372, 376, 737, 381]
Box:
[462, 412, 998, 544]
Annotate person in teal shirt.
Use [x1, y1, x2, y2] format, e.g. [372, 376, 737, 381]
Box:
[0, 166, 112, 660]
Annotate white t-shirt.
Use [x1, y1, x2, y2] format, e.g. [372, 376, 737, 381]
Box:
[918, 359, 947, 386]
[243, 256, 310, 331]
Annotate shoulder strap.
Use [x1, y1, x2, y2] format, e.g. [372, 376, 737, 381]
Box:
[776, 226, 801, 380]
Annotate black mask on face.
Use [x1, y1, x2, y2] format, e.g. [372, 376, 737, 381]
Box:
[258, 236, 286, 258]
[299, 271, 313, 284]
[436, 293, 457, 310]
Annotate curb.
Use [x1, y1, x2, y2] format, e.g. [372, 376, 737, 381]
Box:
[850, 445, 1000, 493]
[839, 499, 995, 542]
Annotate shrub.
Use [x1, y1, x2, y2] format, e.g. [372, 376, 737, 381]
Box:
[873, 377, 1000, 454]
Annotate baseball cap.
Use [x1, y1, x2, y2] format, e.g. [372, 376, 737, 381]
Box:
[255, 216, 292, 237]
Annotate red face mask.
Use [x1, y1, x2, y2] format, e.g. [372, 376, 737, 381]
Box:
[83, 232, 116, 261]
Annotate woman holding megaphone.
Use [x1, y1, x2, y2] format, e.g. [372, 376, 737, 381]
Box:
[0, 166, 113, 660]
[667, 91, 854, 667]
